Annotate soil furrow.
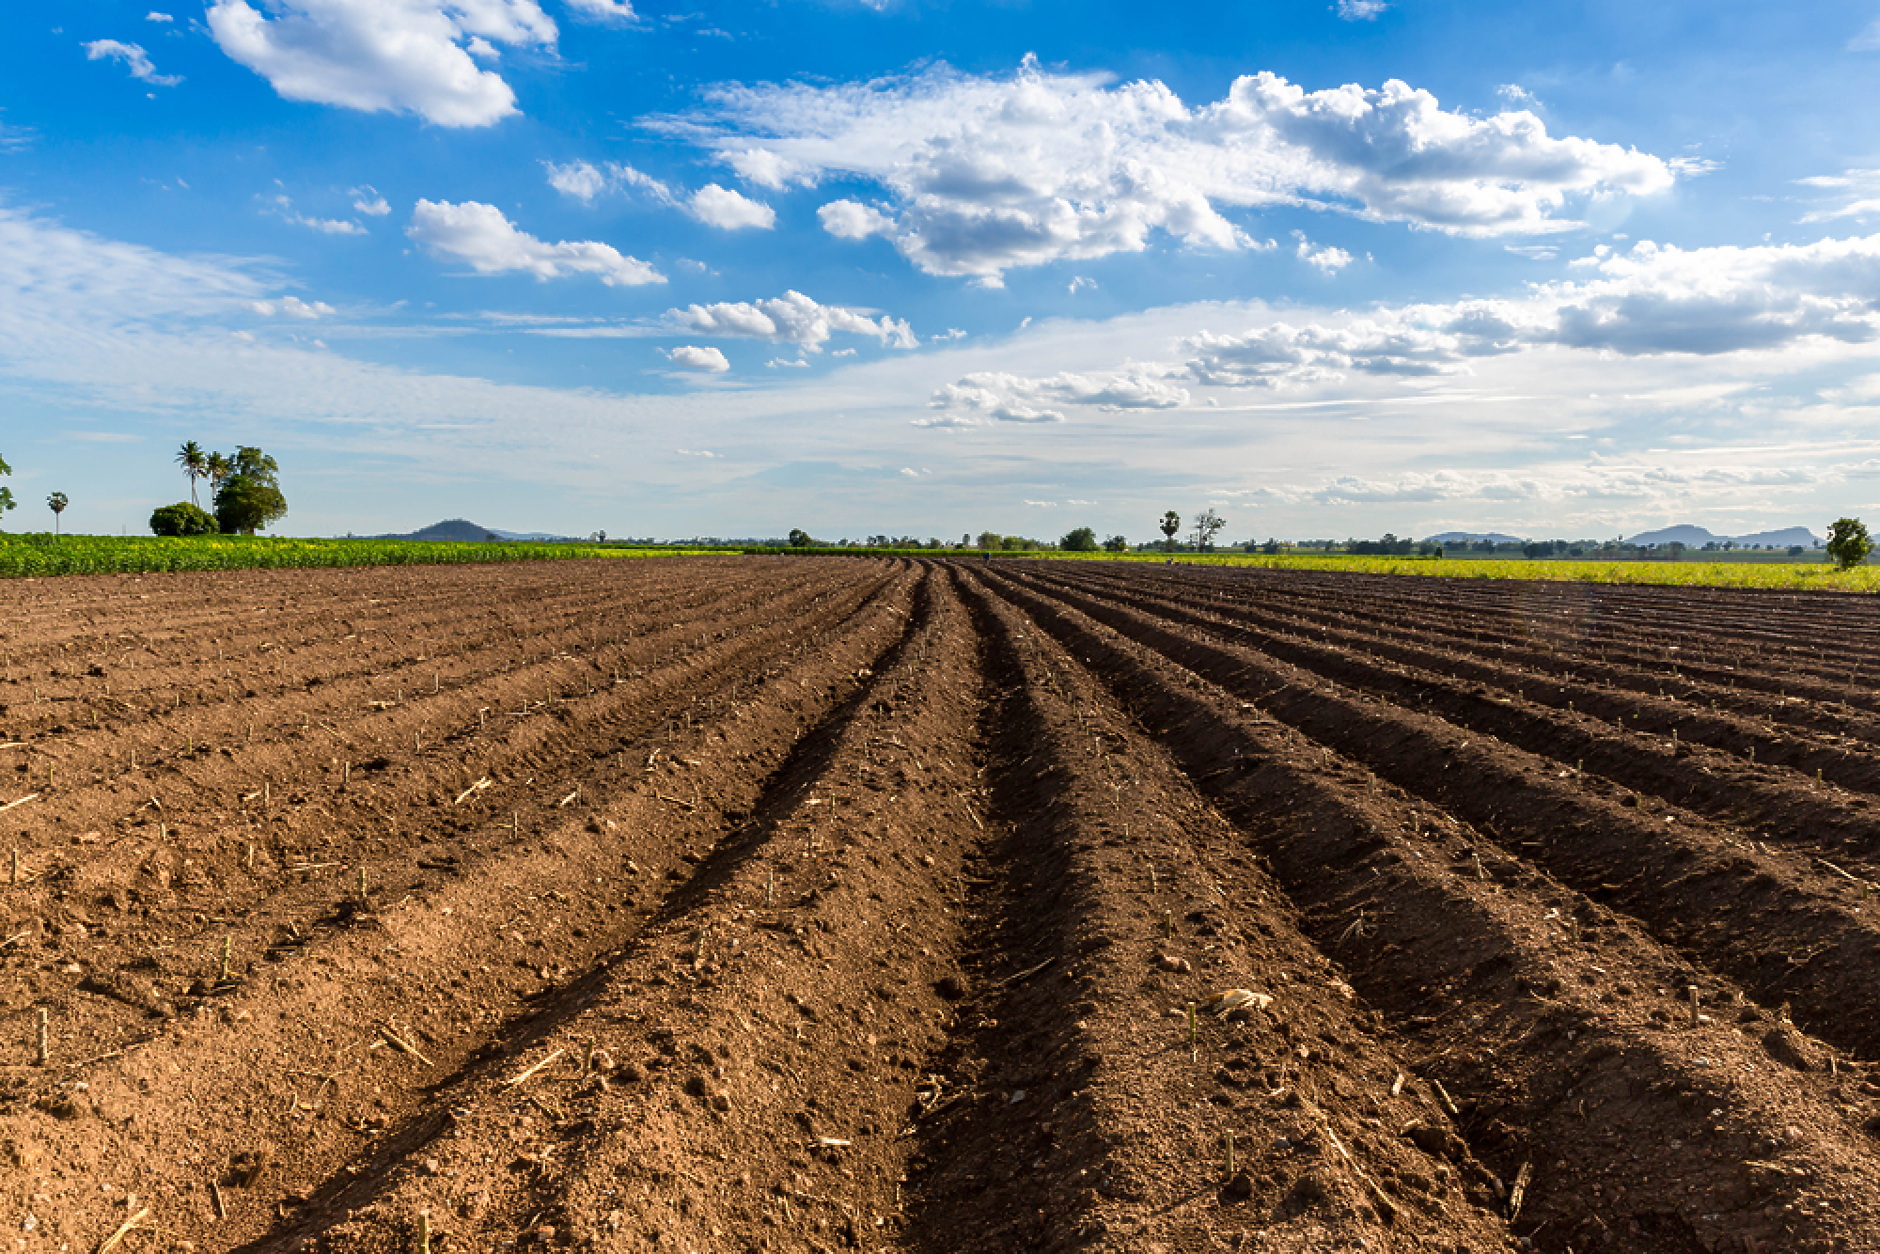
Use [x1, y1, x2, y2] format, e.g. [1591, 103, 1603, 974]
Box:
[979, 564, 1880, 1253]
[0, 565, 917, 1254]
[1078, 563, 1880, 779]
[12, 556, 1880, 1254]
[951, 568, 1522, 1252]
[1, 565, 899, 1070]
[978, 568, 1880, 1067]
[237, 565, 977, 1254]
[1016, 566, 1880, 864]
[1093, 565, 1880, 732]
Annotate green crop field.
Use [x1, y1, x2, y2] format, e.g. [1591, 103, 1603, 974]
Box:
[1033, 549, 1880, 591]
[0, 534, 730, 578]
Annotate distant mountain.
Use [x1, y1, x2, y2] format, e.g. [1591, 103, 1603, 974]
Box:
[1626, 524, 1820, 549]
[1424, 531, 1524, 545]
[377, 519, 572, 542]
[1732, 526, 1820, 548]
[1624, 524, 1723, 549]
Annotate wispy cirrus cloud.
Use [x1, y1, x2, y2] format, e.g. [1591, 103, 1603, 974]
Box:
[84, 39, 182, 87]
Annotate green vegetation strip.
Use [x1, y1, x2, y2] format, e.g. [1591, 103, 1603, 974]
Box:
[756, 545, 1880, 592]
[0, 536, 732, 578]
[1031, 549, 1880, 591]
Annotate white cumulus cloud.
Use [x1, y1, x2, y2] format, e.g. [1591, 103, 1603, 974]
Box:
[1296, 235, 1353, 274]
[544, 160, 776, 230]
[407, 200, 664, 285]
[1337, 0, 1388, 17]
[1181, 233, 1880, 389]
[658, 58, 1676, 282]
[249, 296, 336, 318]
[563, 0, 636, 20]
[300, 215, 367, 235]
[350, 186, 392, 216]
[206, 0, 559, 128]
[147, 11, 174, 22]
[817, 199, 894, 240]
[927, 367, 1188, 424]
[84, 39, 182, 87]
[666, 345, 729, 372]
[686, 183, 776, 230]
[545, 159, 609, 202]
[667, 290, 915, 350]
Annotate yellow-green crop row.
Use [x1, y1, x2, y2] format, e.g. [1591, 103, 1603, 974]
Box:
[1035, 549, 1880, 592]
[0, 535, 732, 578]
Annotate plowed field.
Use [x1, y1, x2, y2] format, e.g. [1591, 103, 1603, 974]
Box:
[4, 557, 1879, 1254]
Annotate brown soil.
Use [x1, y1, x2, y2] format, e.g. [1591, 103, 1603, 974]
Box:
[3, 557, 1878, 1253]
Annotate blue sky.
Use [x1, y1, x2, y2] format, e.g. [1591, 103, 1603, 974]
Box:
[6, 1, 1880, 542]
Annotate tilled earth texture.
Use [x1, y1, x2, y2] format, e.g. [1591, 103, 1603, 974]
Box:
[3, 558, 1880, 1254]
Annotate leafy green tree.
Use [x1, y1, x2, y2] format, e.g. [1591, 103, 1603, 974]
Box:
[1102, 533, 1129, 552]
[177, 441, 208, 506]
[1061, 526, 1099, 551]
[150, 502, 218, 536]
[213, 445, 287, 535]
[976, 530, 1003, 549]
[788, 528, 812, 547]
[0, 453, 13, 527]
[46, 492, 67, 538]
[1159, 511, 1180, 551]
[1827, 517, 1873, 570]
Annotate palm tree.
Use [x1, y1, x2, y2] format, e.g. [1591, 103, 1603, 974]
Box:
[177, 441, 208, 506]
[46, 492, 67, 539]
[205, 450, 232, 503]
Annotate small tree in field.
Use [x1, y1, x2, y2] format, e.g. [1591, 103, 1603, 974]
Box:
[1827, 517, 1872, 570]
[213, 445, 287, 535]
[0, 454, 14, 528]
[1192, 508, 1225, 551]
[47, 492, 67, 538]
[1160, 511, 1180, 551]
[1102, 533, 1129, 552]
[1061, 526, 1098, 551]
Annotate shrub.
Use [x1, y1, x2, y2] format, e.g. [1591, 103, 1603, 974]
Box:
[1061, 526, 1099, 551]
[150, 502, 218, 537]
